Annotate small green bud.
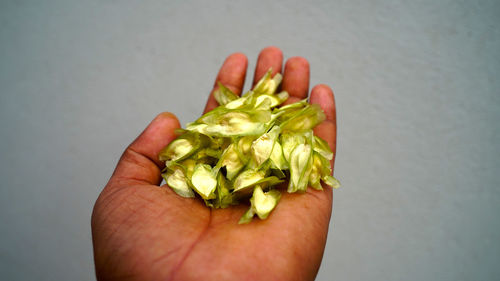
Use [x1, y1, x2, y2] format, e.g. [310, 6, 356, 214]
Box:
[214, 82, 238, 105]
[164, 167, 195, 198]
[191, 164, 217, 199]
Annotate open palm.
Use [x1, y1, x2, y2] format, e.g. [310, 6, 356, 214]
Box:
[91, 47, 337, 281]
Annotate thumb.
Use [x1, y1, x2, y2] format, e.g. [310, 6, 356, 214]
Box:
[108, 112, 180, 188]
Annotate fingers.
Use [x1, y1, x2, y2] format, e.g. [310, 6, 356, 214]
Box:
[108, 112, 181, 187]
[252, 46, 283, 86]
[204, 53, 248, 113]
[310, 84, 337, 170]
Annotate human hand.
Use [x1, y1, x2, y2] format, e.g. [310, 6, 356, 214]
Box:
[91, 46, 337, 281]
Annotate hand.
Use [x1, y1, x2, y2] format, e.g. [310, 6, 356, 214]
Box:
[91, 46, 337, 281]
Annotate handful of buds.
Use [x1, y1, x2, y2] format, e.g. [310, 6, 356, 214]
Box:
[160, 70, 339, 223]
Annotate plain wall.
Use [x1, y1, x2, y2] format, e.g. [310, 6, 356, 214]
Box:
[1, 0, 499, 280]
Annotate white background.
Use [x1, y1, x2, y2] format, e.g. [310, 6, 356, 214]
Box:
[1, 0, 499, 280]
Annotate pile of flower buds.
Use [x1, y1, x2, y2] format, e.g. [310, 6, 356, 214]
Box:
[160, 70, 339, 223]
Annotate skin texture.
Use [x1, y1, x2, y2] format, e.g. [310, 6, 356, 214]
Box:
[91, 46, 337, 281]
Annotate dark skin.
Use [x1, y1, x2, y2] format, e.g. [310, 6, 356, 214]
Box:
[91, 46, 337, 281]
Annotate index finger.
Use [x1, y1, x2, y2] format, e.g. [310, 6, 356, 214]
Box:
[203, 53, 248, 114]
